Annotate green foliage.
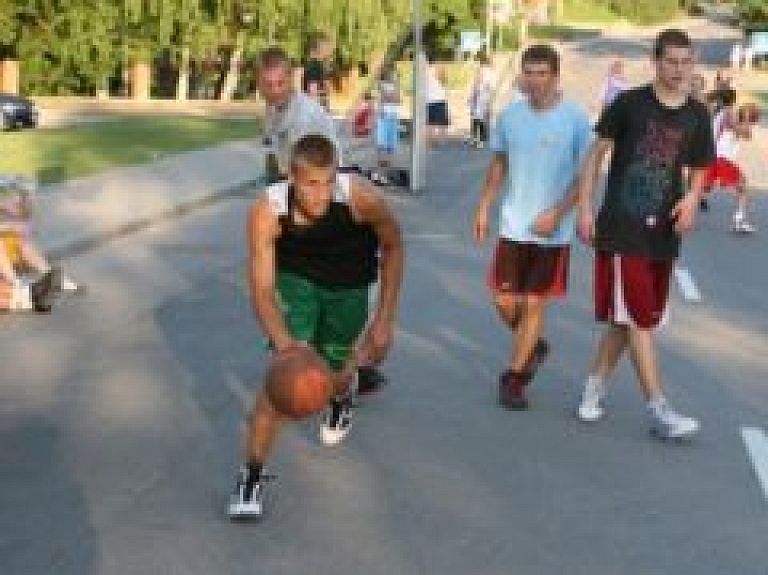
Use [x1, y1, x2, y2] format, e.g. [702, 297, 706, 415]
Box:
[735, 0, 768, 25]
[561, 0, 620, 23]
[602, 0, 681, 24]
[0, 116, 259, 184]
[0, 0, 421, 96]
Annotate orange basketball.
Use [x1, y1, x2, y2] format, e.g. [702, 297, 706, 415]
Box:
[265, 347, 333, 419]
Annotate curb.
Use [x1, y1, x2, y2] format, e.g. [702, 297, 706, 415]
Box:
[48, 179, 260, 263]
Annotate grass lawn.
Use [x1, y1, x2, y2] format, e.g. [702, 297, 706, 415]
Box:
[562, 0, 622, 23]
[1, 116, 259, 185]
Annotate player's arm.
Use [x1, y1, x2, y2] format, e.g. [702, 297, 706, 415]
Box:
[350, 178, 404, 364]
[672, 107, 716, 234]
[247, 198, 297, 352]
[534, 112, 595, 237]
[576, 137, 613, 244]
[473, 153, 507, 243]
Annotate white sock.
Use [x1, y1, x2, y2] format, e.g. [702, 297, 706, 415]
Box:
[734, 210, 745, 222]
[586, 374, 604, 389]
[60, 275, 78, 291]
[648, 395, 667, 415]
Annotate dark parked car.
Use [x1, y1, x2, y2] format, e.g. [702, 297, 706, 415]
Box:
[0, 93, 39, 130]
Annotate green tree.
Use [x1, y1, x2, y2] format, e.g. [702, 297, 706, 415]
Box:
[735, 0, 768, 24]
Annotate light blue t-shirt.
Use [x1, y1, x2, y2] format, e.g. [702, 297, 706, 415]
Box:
[490, 98, 593, 245]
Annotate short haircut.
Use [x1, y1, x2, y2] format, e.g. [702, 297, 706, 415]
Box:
[521, 44, 560, 73]
[653, 29, 692, 59]
[258, 47, 291, 73]
[718, 87, 737, 107]
[291, 134, 337, 169]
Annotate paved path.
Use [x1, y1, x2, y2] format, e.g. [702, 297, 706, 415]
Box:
[2, 15, 768, 575]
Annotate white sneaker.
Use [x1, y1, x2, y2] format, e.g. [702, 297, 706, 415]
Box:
[228, 466, 266, 519]
[577, 378, 605, 422]
[649, 403, 699, 440]
[320, 398, 352, 446]
[733, 220, 756, 233]
[59, 275, 79, 292]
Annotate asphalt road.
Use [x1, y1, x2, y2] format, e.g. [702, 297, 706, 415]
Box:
[2, 17, 768, 575]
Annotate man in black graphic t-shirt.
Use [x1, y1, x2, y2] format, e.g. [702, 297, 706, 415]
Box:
[576, 29, 714, 440]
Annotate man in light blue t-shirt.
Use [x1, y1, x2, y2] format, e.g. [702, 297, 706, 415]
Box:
[472, 44, 592, 410]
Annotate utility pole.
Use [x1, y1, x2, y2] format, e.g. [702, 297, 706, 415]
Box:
[410, 0, 427, 193]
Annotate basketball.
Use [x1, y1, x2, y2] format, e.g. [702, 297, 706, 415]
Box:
[265, 346, 333, 419]
[738, 102, 761, 124]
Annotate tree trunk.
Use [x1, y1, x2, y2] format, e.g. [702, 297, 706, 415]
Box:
[219, 33, 244, 101]
[130, 61, 152, 100]
[176, 46, 190, 101]
[0, 59, 19, 94]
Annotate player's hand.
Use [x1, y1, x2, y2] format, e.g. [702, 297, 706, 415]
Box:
[532, 206, 562, 238]
[472, 204, 490, 244]
[357, 316, 395, 366]
[577, 208, 595, 245]
[671, 193, 698, 235]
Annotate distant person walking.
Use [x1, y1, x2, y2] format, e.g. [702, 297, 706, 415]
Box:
[701, 88, 756, 233]
[467, 53, 494, 148]
[302, 33, 333, 110]
[425, 59, 450, 145]
[598, 58, 628, 110]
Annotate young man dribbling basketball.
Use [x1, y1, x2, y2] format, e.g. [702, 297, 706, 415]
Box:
[229, 134, 403, 518]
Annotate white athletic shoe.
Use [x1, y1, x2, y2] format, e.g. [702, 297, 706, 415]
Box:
[228, 466, 266, 519]
[59, 275, 83, 293]
[733, 219, 756, 233]
[577, 378, 605, 422]
[649, 403, 699, 440]
[320, 398, 352, 446]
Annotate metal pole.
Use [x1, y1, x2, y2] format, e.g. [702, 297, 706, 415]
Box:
[410, 0, 426, 193]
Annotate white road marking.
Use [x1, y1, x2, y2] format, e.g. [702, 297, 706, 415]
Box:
[741, 427, 768, 500]
[225, 371, 253, 411]
[674, 265, 702, 302]
[404, 232, 454, 241]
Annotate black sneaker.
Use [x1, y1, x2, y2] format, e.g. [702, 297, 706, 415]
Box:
[524, 338, 550, 378]
[228, 465, 268, 519]
[30, 269, 58, 313]
[356, 365, 388, 396]
[499, 369, 531, 410]
[320, 397, 352, 446]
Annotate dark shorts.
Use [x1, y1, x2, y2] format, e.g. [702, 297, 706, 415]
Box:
[427, 101, 450, 126]
[595, 252, 673, 329]
[488, 240, 569, 298]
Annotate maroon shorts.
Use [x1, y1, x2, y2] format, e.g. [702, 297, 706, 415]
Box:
[702, 158, 744, 192]
[488, 240, 569, 298]
[595, 252, 673, 329]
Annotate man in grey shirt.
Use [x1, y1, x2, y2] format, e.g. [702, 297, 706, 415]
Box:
[255, 46, 386, 395]
[257, 47, 341, 181]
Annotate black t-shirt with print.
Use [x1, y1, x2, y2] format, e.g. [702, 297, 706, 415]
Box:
[595, 84, 714, 259]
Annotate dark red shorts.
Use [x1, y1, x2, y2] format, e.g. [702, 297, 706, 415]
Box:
[702, 158, 744, 192]
[488, 240, 569, 298]
[595, 252, 673, 329]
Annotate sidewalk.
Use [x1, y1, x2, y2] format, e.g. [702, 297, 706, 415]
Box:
[35, 140, 266, 261]
[35, 131, 381, 262]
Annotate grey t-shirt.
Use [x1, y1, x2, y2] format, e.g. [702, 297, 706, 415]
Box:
[263, 91, 341, 174]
